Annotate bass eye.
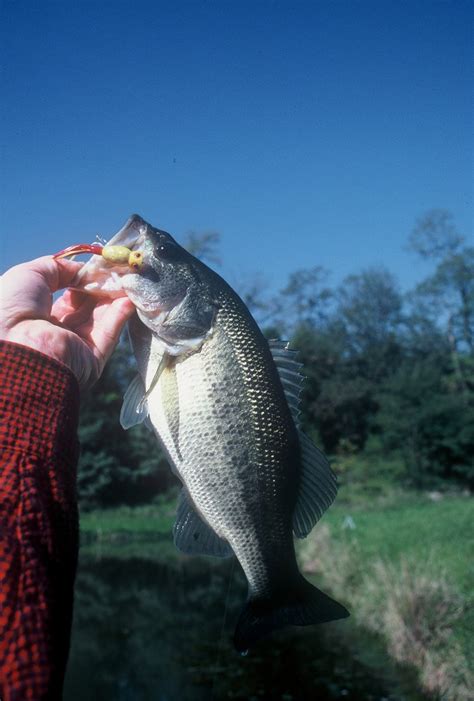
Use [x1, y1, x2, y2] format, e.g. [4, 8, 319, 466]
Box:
[155, 239, 178, 260]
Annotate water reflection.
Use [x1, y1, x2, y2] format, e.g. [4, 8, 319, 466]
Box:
[64, 540, 423, 701]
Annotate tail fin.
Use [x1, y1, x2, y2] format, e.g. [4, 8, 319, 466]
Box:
[233, 578, 349, 652]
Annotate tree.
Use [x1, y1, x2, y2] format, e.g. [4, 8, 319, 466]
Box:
[278, 268, 404, 453]
[337, 267, 403, 358]
[408, 210, 473, 354]
[234, 272, 279, 329]
[77, 211, 473, 504]
[412, 249, 474, 355]
[183, 230, 221, 265]
[376, 357, 474, 488]
[289, 320, 376, 453]
[408, 209, 465, 260]
[78, 342, 173, 509]
[279, 266, 332, 330]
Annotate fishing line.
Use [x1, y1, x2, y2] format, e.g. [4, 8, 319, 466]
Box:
[210, 555, 236, 701]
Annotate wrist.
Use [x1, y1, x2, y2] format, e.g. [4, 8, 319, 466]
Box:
[0, 320, 68, 364]
[0, 339, 80, 460]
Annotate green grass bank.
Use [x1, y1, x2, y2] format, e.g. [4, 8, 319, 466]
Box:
[80, 490, 473, 699]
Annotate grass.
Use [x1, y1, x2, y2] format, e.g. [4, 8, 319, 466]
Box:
[298, 494, 474, 700]
[79, 488, 473, 699]
[80, 498, 176, 540]
[322, 495, 474, 595]
[79, 536, 179, 562]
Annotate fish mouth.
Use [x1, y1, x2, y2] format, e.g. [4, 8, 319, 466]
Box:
[66, 214, 150, 298]
[105, 213, 148, 250]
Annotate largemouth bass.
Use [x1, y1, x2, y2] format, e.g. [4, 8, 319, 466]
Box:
[75, 214, 349, 651]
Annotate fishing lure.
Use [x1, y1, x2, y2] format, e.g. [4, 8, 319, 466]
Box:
[53, 243, 144, 271]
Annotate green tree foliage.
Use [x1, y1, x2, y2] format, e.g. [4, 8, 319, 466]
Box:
[183, 229, 221, 265]
[77, 212, 473, 505]
[376, 357, 474, 487]
[277, 219, 473, 487]
[375, 212, 474, 486]
[408, 209, 473, 353]
[280, 266, 332, 328]
[290, 321, 374, 453]
[283, 268, 403, 453]
[337, 268, 403, 358]
[78, 343, 173, 510]
[408, 209, 465, 259]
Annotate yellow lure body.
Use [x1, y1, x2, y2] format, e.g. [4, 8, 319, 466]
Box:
[101, 245, 132, 264]
[101, 245, 144, 271]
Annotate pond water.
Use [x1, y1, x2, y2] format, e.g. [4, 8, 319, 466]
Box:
[64, 537, 425, 701]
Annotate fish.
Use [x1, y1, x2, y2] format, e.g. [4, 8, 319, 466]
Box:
[74, 214, 349, 651]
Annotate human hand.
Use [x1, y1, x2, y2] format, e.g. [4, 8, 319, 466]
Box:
[0, 256, 135, 390]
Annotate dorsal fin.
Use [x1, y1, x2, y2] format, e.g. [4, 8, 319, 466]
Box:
[293, 431, 338, 538]
[268, 340, 304, 426]
[269, 339, 337, 535]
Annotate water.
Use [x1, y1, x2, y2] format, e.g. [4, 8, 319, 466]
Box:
[64, 538, 424, 701]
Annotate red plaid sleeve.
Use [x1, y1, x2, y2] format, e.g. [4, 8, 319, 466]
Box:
[0, 341, 80, 701]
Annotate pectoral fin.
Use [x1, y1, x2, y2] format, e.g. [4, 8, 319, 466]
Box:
[120, 373, 149, 429]
[120, 351, 171, 430]
[143, 352, 169, 400]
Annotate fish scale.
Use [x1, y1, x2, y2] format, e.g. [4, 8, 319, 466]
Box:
[146, 287, 300, 597]
[78, 214, 349, 650]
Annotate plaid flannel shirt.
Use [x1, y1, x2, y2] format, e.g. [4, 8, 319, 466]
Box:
[0, 341, 80, 701]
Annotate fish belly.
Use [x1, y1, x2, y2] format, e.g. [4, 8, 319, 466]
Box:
[147, 325, 300, 596]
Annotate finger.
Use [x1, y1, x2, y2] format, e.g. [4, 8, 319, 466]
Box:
[33, 256, 84, 293]
[56, 293, 97, 329]
[1, 257, 84, 328]
[84, 297, 135, 367]
[51, 289, 75, 320]
[8, 256, 83, 292]
[51, 289, 88, 322]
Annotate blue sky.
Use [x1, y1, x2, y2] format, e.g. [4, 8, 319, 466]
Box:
[1, 0, 472, 295]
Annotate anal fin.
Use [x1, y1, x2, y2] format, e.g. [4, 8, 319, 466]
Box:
[173, 489, 233, 558]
